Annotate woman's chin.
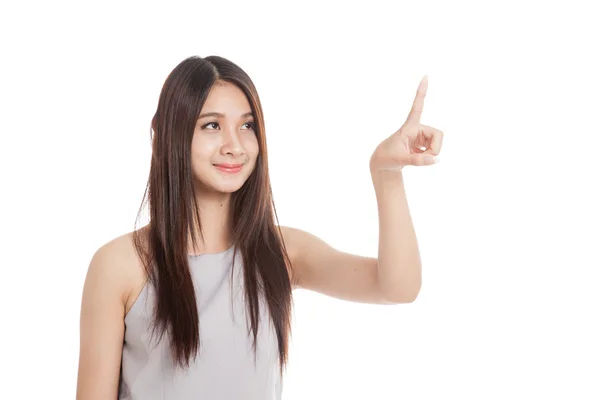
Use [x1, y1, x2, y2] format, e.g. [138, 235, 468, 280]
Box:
[211, 180, 246, 194]
[194, 172, 251, 195]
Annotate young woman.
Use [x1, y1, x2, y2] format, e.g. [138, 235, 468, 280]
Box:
[76, 55, 443, 399]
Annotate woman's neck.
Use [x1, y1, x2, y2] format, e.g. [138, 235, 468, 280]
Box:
[187, 193, 234, 255]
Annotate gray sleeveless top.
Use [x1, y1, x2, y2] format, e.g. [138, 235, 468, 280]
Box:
[118, 246, 283, 399]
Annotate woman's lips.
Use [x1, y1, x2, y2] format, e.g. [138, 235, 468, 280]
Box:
[214, 163, 243, 173]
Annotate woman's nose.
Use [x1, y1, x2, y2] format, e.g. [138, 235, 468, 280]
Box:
[220, 129, 245, 156]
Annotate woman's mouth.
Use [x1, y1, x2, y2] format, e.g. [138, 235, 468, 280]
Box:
[214, 163, 244, 174]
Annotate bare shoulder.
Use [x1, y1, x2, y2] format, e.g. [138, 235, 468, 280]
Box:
[278, 225, 299, 257]
[278, 225, 322, 253]
[277, 225, 320, 289]
[86, 227, 148, 314]
[277, 226, 300, 289]
[77, 227, 149, 398]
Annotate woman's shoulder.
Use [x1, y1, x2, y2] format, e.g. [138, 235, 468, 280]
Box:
[88, 227, 149, 316]
[277, 225, 305, 289]
[278, 225, 316, 257]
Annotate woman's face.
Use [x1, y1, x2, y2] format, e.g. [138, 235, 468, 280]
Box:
[191, 81, 259, 195]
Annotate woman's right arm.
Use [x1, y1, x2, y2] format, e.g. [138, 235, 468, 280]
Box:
[76, 239, 132, 399]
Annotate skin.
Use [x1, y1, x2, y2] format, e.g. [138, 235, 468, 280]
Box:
[76, 77, 443, 399]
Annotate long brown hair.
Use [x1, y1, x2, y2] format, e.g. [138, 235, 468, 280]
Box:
[131, 55, 295, 376]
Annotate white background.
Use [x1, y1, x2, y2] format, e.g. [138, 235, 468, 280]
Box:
[1, 0, 599, 398]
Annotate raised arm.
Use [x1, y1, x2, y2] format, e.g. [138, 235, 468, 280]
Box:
[280, 76, 443, 305]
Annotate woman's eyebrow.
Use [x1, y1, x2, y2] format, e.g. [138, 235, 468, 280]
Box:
[198, 112, 254, 119]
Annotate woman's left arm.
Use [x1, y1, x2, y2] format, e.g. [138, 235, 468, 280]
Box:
[284, 75, 443, 305]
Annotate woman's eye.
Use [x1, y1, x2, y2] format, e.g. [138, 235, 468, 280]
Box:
[202, 122, 219, 130]
[243, 122, 256, 130]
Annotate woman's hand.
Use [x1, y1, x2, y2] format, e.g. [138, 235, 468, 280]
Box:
[369, 76, 444, 172]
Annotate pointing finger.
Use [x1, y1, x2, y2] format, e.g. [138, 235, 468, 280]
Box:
[405, 75, 428, 125]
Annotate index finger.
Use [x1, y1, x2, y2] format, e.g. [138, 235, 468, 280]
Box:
[405, 75, 428, 124]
